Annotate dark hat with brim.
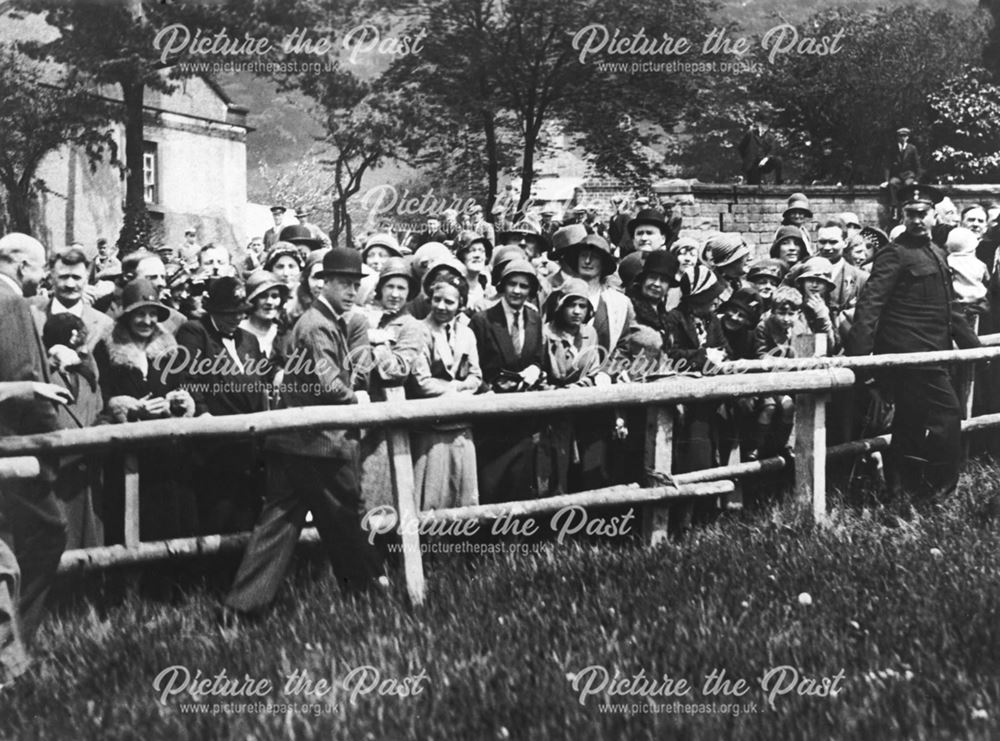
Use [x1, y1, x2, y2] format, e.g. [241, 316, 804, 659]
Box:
[456, 234, 494, 263]
[770, 225, 808, 259]
[495, 257, 540, 293]
[561, 234, 618, 278]
[204, 276, 252, 314]
[120, 278, 170, 322]
[497, 220, 551, 252]
[627, 208, 670, 238]
[245, 270, 290, 304]
[543, 276, 594, 323]
[279, 224, 322, 250]
[316, 246, 365, 279]
[270, 205, 287, 214]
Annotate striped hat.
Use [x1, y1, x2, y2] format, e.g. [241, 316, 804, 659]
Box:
[681, 264, 727, 307]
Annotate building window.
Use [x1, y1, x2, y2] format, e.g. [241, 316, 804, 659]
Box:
[143, 142, 159, 204]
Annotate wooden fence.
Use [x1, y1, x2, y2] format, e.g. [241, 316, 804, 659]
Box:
[3, 344, 1000, 606]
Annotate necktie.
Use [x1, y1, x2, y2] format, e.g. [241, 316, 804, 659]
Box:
[512, 311, 522, 355]
[445, 322, 452, 349]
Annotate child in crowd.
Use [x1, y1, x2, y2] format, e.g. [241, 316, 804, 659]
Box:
[539, 278, 603, 495]
[945, 226, 989, 324]
[790, 256, 838, 353]
[746, 258, 785, 313]
[749, 286, 810, 459]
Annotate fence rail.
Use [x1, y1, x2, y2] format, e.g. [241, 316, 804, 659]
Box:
[6, 342, 1000, 605]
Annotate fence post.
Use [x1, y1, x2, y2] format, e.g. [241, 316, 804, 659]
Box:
[384, 388, 425, 606]
[642, 404, 674, 546]
[123, 453, 140, 548]
[793, 392, 828, 523]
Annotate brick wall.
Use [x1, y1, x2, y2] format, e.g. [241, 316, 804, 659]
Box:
[652, 183, 1000, 259]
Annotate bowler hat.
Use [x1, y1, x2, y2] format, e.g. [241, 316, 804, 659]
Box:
[204, 276, 252, 314]
[120, 278, 170, 322]
[279, 224, 321, 250]
[245, 270, 290, 304]
[627, 208, 670, 238]
[316, 247, 365, 279]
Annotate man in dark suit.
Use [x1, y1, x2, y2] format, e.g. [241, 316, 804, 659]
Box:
[848, 186, 980, 509]
[175, 276, 269, 534]
[263, 205, 287, 250]
[738, 118, 783, 185]
[882, 127, 923, 217]
[223, 247, 383, 621]
[0, 233, 67, 683]
[469, 258, 544, 504]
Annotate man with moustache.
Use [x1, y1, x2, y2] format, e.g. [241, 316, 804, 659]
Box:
[0, 233, 68, 683]
[848, 186, 979, 510]
[29, 248, 113, 355]
[222, 247, 384, 622]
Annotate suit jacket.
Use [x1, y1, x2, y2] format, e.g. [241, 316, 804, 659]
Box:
[738, 128, 775, 170]
[263, 227, 280, 250]
[174, 316, 269, 416]
[886, 142, 922, 181]
[409, 318, 482, 398]
[848, 232, 980, 356]
[266, 299, 363, 459]
[0, 280, 58, 438]
[29, 296, 114, 355]
[469, 301, 542, 391]
[592, 288, 636, 356]
[828, 260, 868, 315]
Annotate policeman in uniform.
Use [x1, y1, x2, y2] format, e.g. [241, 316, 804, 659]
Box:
[847, 185, 980, 506]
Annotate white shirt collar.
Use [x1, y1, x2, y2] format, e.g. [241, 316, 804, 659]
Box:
[51, 297, 84, 317]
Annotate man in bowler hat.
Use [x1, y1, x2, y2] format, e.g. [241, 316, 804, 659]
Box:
[223, 247, 383, 620]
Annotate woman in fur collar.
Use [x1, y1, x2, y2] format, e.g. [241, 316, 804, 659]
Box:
[94, 278, 197, 553]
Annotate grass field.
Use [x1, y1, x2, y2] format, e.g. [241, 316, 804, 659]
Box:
[2, 464, 1000, 740]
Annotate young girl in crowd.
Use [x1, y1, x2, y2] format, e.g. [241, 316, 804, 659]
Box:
[409, 274, 482, 510]
[790, 256, 838, 353]
[540, 278, 602, 495]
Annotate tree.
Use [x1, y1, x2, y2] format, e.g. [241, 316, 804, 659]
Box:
[14, 0, 251, 254]
[391, 0, 717, 214]
[752, 5, 986, 184]
[929, 66, 1000, 183]
[0, 45, 114, 234]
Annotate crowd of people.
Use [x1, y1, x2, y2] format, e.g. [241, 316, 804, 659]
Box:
[2, 178, 999, 668]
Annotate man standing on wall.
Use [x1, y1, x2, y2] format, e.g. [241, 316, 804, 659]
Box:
[738, 117, 783, 185]
[847, 186, 979, 510]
